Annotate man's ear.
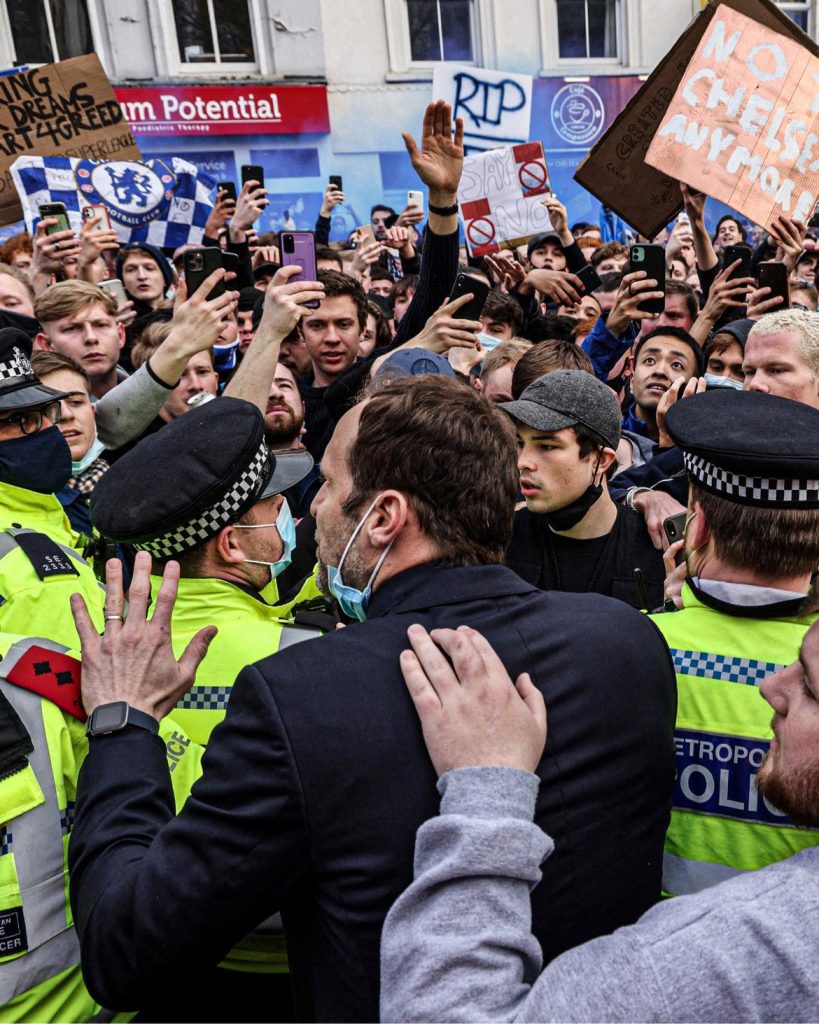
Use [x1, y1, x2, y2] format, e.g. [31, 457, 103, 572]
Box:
[214, 523, 247, 565]
[473, 377, 483, 392]
[366, 490, 408, 549]
[34, 331, 52, 352]
[690, 499, 710, 550]
[598, 446, 618, 477]
[116, 321, 125, 352]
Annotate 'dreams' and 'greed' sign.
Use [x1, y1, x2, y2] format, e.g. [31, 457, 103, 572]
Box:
[0, 53, 140, 226]
[114, 84, 330, 137]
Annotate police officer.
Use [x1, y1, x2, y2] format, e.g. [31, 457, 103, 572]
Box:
[0, 328, 104, 646]
[650, 389, 819, 897]
[89, 396, 322, 1020]
[0, 632, 202, 1022]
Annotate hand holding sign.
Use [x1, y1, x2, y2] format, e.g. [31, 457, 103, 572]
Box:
[768, 214, 808, 274]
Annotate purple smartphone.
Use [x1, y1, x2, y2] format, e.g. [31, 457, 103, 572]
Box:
[279, 231, 319, 308]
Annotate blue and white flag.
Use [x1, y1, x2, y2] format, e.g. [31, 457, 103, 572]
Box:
[10, 154, 214, 248]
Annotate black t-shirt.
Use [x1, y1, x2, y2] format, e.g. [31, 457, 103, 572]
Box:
[505, 504, 665, 611]
[546, 530, 612, 594]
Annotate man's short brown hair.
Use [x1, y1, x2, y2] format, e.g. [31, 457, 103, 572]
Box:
[30, 349, 89, 386]
[317, 269, 368, 329]
[481, 291, 524, 335]
[344, 376, 518, 565]
[479, 338, 531, 384]
[590, 242, 627, 268]
[692, 481, 819, 579]
[0, 262, 35, 302]
[34, 280, 117, 325]
[512, 340, 594, 398]
[131, 321, 173, 369]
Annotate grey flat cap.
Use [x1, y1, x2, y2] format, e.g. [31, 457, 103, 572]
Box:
[500, 369, 621, 450]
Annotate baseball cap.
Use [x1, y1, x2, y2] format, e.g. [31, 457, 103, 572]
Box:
[500, 370, 621, 450]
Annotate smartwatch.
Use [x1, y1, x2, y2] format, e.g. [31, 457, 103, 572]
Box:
[86, 701, 159, 737]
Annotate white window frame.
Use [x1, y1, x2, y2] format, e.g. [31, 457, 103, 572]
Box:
[153, 0, 272, 78]
[539, 0, 629, 75]
[384, 0, 492, 78]
[0, 0, 112, 70]
[773, 0, 813, 34]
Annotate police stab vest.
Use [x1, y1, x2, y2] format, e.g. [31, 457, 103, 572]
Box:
[651, 582, 819, 897]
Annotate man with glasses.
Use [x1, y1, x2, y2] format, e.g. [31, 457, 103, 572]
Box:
[0, 327, 104, 645]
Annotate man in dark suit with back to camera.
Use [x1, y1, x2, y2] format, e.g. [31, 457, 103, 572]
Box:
[68, 375, 677, 1023]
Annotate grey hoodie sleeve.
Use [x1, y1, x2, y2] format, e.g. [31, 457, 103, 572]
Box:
[381, 768, 819, 1023]
[93, 363, 173, 449]
[379, 767, 670, 1024]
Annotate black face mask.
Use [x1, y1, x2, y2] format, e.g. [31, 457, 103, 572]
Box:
[0, 426, 72, 493]
[543, 481, 604, 531]
[543, 454, 606, 531]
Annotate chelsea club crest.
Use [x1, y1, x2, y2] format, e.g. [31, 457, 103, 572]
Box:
[75, 159, 176, 228]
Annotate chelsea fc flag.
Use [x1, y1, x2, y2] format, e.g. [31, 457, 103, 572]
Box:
[10, 154, 215, 247]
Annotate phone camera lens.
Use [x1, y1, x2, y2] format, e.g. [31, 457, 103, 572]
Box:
[283, 235, 295, 254]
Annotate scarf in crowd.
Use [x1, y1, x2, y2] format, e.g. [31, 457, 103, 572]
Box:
[66, 457, 110, 495]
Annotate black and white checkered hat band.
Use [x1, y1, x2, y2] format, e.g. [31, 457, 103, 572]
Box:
[0, 365, 32, 383]
[133, 441, 271, 558]
[684, 452, 819, 506]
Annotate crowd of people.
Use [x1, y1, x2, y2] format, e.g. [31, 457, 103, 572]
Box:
[0, 96, 817, 1023]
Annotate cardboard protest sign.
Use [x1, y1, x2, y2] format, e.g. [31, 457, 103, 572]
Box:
[0, 54, 140, 226]
[574, 0, 817, 238]
[459, 141, 552, 256]
[646, 9, 819, 229]
[432, 64, 532, 150]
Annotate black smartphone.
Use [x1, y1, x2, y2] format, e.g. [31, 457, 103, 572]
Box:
[447, 272, 491, 321]
[329, 174, 343, 191]
[758, 260, 790, 309]
[217, 181, 237, 202]
[628, 244, 666, 315]
[384, 212, 400, 230]
[663, 511, 688, 545]
[38, 202, 70, 234]
[576, 263, 602, 294]
[184, 247, 225, 300]
[723, 244, 753, 281]
[221, 251, 239, 278]
[241, 164, 264, 188]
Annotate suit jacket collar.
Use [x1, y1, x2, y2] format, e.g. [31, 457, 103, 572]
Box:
[367, 561, 536, 618]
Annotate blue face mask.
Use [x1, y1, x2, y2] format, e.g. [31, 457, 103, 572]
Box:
[327, 494, 393, 622]
[235, 498, 296, 581]
[704, 373, 744, 391]
[477, 332, 502, 352]
[71, 436, 106, 476]
[0, 425, 71, 494]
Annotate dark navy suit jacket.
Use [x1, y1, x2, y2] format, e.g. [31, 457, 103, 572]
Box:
[69, 563, 677, 1022]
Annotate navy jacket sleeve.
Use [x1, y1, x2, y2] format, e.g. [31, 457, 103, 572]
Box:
[609, 447, 687, 503]
[581, 316, 639, 381]
[68, 664, 309, 1011]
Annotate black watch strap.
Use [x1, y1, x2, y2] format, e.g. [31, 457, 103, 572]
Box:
[86, 701, 159, 737]
[428, 201, 459, 216]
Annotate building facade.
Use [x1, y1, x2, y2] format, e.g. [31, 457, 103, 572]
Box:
[0, 0, 814, 237]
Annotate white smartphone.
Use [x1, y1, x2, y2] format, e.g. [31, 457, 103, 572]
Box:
[407, 190, 424, 213]
[99, 279, 127, 306]
[82, 204, 113, 232]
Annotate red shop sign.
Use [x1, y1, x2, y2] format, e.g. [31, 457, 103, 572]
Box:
[114, 83, 329, 137]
